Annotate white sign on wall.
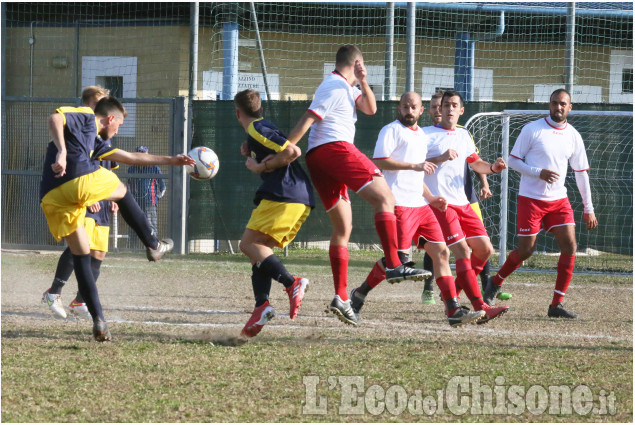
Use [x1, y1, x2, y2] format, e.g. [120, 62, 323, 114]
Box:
[421, 67, 494, 101]
[202, 71, 280, 101]
[533, 84, 602, 103]
[82, 56, 137, 137]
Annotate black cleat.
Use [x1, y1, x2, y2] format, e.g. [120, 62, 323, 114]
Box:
[483, 277, 500, 306]
[385, 264, 431, 284]
[93, 320, 112, 342]
[548, 303, 578, 319]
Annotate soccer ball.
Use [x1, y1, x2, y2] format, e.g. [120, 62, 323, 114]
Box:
[185, 146, 219, 180]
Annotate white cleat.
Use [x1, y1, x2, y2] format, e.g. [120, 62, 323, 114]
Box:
[42, 290, 67, 319]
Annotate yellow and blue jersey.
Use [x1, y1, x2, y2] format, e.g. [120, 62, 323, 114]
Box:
[39, 106, 103, 199]
[247, 118, 315, 208]
[85, 137, 119, 227]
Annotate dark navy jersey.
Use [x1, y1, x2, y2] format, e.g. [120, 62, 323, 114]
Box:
[39, 106, 101, 200]
[247, 118, 315, 208]
[85, 137, 119, 226]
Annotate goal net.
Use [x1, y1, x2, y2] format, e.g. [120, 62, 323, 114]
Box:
[465, 111, 633, 270]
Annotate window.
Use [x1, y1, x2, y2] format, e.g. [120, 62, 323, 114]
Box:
[96, 76, 124, 98]
[622, 69, 633, 94]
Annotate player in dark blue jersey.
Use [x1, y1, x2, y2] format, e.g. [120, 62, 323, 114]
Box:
[40, 95, 195, 340]
[233, 89, 315, 338]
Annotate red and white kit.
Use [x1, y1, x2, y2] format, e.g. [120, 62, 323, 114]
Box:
[423, 125, 489, 246]
[373, 120, 445, 249]
[510, 116, 591, 235]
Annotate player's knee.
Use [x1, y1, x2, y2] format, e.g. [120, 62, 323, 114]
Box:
[437, 246, 450, 263]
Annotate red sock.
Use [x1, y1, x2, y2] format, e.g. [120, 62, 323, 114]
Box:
[492, 249, 523, 286]
[471, 253, 488, 276]
[454, 279, 463, 298]
[456, 258, 486, 310]
[374, 212, 401, 269]
[329, 245, 349, 301]
[436, 275, 457, 302]
[366, 261, 386, 289]
[552, 254, 575, 307]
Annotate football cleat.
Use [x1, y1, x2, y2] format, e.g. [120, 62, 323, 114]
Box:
[482, 277, 500, 305]
[69, 298, 92, 320]
[92, 320, 112, 342]
[146, 238, 174, 262]
[448, 307, 485, 327]
[328, 295, 358, 326]
[477, 304, 510, 325]
[42, 289, 67, 319]
[241, 301, 276, 338]
[548, 303, 578, 319]
[421, 289, 436, 305]
[285, 277, 309, 319]
[385, 263, 431, 284]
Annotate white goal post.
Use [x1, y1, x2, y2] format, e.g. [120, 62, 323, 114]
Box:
[465, 110, 633, 267]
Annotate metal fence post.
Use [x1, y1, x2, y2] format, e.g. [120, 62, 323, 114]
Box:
[499, 114, 510, 266]
[170, 96, 188, 254]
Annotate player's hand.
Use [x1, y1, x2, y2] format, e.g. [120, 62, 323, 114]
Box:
[491, 157, 507, 173]
[429, 196, 448, 212]
[110, 202, 119, 214]
[88, 202, 101, 213]
[354, 59, 367, 83]
[584, 213, 598, 230]
[413, 161, 437, 174]
[240, 141, 251, 157]
[173, 153, 196, 166]
[245, 157, 262, 173]
[540, 169, 560, 184]
[441, 149, 458, 162]
[52, 151, 67, 178]
[480, 186, 492, 199]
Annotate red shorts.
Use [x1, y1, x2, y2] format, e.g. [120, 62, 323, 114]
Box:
[432, 203, 489, 247]
[517, 196, 575, 236]
[306, 142, 383, 211]
[395, 205, 445, 250]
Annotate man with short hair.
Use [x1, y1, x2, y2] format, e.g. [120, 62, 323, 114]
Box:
[40, 95, 195, 340]
[349, 92, 485, 327]
[288, 45, 429, 326]
[421, 91, 511, 304]
[233, 89, 315, 338]
[423, 90, 509, 323]
[483, 89, 598, 318]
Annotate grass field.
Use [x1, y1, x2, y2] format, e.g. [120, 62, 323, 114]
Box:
[1, 249, 632, 422]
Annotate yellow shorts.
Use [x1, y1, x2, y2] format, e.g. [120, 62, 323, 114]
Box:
[470, 201, 483, 223]
[40, 168, 120, 241]
[84, 217, 110, 252]
[246, 200, 311, 248]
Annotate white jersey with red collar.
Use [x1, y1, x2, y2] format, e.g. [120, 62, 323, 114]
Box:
[423, 124, 479, 206]
[510, 116, 589, 201]
[307, 72, 362, 152]
[373, 120, 429, 208]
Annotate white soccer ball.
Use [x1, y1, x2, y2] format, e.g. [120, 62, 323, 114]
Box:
[185, 146, 219, 180]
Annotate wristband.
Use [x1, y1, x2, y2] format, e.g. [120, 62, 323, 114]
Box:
[490, 163, 495, 174]
[263, 159, 269, 171]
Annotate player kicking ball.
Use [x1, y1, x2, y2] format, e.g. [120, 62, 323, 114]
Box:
[233, 89, 315, 338]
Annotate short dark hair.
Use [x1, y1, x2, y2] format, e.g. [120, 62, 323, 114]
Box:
[94, 96, 127, 118]
[550, 88, 572, 103]
[441, 90, 464, 108]
[335, 45, 362, 67]
[430, 90, 445, 101]
[234, 89, 262, 118]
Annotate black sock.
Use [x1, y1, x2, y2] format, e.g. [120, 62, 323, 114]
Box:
[252, 264, 272, 307]
[480, 260, 491, 292]
[258, 255, 295, 288]
[423, 252, 433, 274]
[116, 191, 158, 249]
[91, 257, 102, 282]
[356, 281, 373, 297]
[72, 254, 104, 322]
[50, 247, 74, 294]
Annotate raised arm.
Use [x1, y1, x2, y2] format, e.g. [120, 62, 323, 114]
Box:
[373, 157, 436, 174]
[105, 150, 195, 167]
[287, 111, 319, 145]
[469, 157, 507, 175]
[354, 60, 377, 116]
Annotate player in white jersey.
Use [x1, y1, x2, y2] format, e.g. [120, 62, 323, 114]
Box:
[288, 45, 428, 326]
[424, 90, 509, 322]
[348, 92, 485, 327]
[484, 89, 598, 318]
